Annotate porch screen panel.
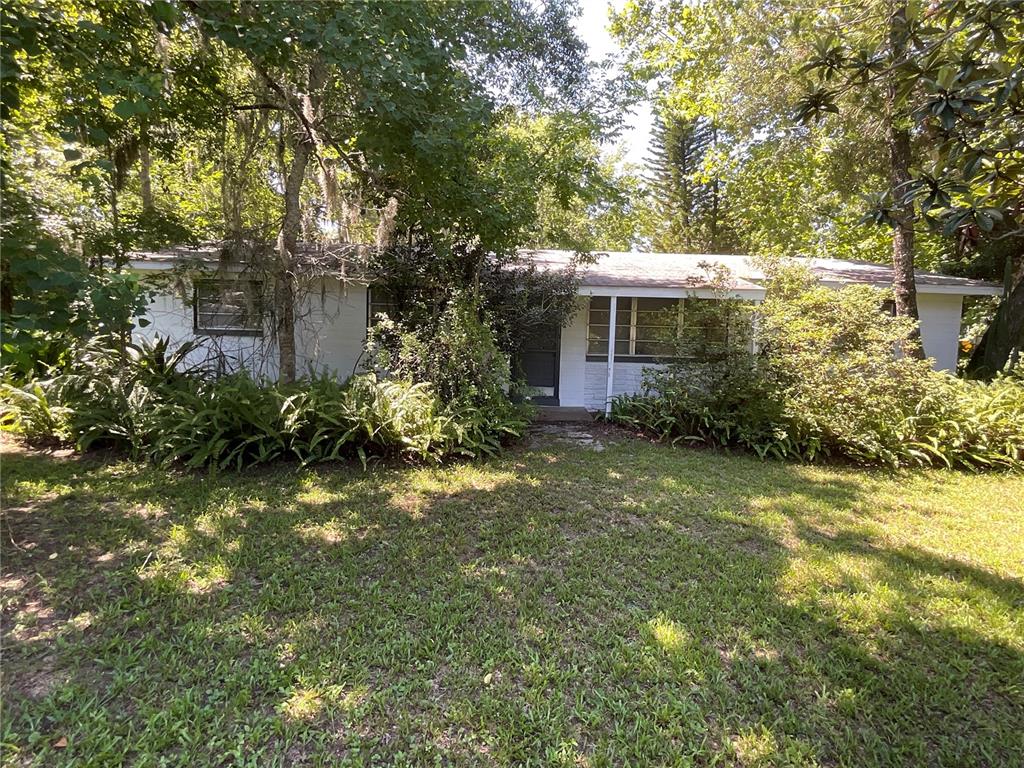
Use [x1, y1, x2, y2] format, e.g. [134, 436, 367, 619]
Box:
[587, 296, 610, 355]
[633, 297, 680, 356]
[587, 296, 682, 359]
[615, 300, 632, 356]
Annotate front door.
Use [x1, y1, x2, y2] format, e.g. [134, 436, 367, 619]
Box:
[517, 322, 560, 405]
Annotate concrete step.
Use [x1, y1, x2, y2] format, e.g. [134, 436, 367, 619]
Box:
[532, 406, 594, 423]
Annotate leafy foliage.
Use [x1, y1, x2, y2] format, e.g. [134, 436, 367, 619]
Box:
[364, 292, 515, 408]
[613, 0, 1021, 373]
[0, 206, 155, 380]
[1, 334, 528, 468]
[794, 0, 1023, 245]
[611, 264, 1024, 469]
[2, 0, 624, 386]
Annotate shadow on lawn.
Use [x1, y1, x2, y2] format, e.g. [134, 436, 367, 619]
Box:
[1, 442, 1022, 766]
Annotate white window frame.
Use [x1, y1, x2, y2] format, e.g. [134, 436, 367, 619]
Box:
[587, 296, 683, 359]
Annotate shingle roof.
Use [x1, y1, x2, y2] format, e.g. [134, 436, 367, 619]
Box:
[129, 245, 1002, 296]
[525, 250, 1002, 295]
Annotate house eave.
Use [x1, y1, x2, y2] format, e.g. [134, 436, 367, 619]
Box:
[816, 278, 1003, 296]
[576, 284, 765, 300]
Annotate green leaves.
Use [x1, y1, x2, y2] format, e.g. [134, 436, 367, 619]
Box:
[3, 357, 526, 469]
[792, 87, 839, 123]
[799, 35, 847, 81]
[611, 265, 1024, 470]
[113, 98, 148, 118]
[790, 0, 1023, 243]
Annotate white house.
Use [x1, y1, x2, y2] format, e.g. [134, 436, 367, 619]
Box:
[130, 247, 1001, 412]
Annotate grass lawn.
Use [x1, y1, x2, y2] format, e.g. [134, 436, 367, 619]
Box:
[2, 429, 1022, 767]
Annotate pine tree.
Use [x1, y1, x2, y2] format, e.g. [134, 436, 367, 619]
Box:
[645, 114, 734, 253]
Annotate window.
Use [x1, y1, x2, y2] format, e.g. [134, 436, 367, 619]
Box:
[587, 297, 681, 360]
[586, 296, 750, 361]
[193, 279, 263, 335]
[678, 298, 742, 361]
[367, 287, 399, 326]
[634, 297, 682, 356]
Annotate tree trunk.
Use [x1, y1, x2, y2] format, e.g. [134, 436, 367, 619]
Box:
[967, 266, 1024, 379]
[886, 0, 923, 358]
[1, 256, 13, 316]
[140, 123, 154, 213]
[275, 126, 312, 384]
[888, 124, 919, 324]
[710, 122, 720, 252]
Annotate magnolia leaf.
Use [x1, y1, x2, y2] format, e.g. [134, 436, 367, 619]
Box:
[113, 99, 135, 118]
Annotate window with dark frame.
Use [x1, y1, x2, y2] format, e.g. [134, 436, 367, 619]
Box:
[193, 279, 263, 335]
[586, 296, 681, 361]
[367, 287, 399, 327]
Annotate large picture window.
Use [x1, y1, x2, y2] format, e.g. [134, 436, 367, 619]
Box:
[193, 279, 263, 335]
[586, 296, 748, 362]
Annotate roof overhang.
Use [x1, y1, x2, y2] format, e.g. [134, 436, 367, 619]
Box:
[576, 284, 765, 300]
[128, 246, 1004, 298]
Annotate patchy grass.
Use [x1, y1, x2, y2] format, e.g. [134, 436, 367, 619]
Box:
[1, 432, 1022, 767]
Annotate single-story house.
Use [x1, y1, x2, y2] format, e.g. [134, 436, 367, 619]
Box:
[130, 247, 1001, 412]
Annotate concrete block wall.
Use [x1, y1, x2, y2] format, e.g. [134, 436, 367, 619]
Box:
[583, 361, 665, 411]
[135, 279, 369, 381]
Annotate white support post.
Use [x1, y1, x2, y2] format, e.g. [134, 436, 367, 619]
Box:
[605, 295, 617, 416]
[750, 299, 762, 355]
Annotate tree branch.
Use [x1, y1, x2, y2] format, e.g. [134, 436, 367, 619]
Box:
[231, 103, 284, 111]
[253, 63, 370, 185]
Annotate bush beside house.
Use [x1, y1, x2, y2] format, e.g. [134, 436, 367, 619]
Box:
[1, 296, 530, 469]
[611, 265, 1024, 469]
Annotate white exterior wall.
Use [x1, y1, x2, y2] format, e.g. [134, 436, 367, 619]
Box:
[135, 279, 369, 380]
[582, 361, 664, 411]
[556, 295, 667, 410]
[136, 291, 281, 378]
[136, 273, 968, 401]
[294, 281, 370, 378]
[917, 292, 964, 372]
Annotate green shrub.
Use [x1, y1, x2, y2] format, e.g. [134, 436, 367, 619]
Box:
[363, 290, 531, 454]
[902, 373, 1024, 469]
[365, 292, 513, 406]
[1, 334, 529, 469]
[0, 239, 155, 384]
[0, 379, 73, 443]
[611, 264, 1023, 470]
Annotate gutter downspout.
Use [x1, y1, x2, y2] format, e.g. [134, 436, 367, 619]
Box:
[605, 295, 617, 416]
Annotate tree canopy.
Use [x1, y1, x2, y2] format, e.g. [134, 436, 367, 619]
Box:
[2, 0, 1020, 379]
[612, 0, 1022, 372]
[2, 0, 630, 379]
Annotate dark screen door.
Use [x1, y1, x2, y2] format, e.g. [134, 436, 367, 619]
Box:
[517, 322, 559, 403]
